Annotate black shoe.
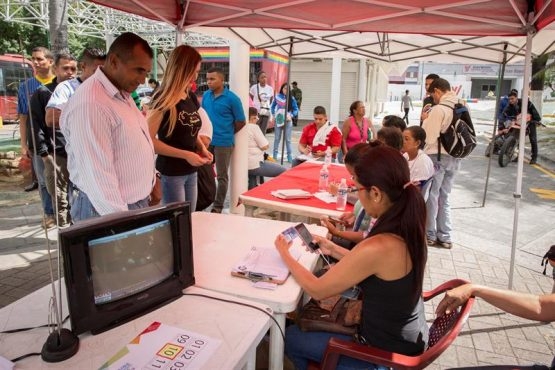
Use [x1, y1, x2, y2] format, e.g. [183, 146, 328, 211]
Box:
[24, 181, 38, 192]
[529, 158, 537, 165]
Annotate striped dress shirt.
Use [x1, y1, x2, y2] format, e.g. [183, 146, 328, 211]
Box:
[60, 68, 155, 215]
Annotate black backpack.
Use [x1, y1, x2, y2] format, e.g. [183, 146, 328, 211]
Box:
[438, 103, 477, 160]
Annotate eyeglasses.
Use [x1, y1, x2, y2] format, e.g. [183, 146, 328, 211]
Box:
[349, 176, 370, 192]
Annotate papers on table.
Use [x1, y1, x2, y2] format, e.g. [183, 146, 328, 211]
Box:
[271, 189, 312, 199]
[313, 191, 337, 204]
[99, 322, 221, 370]
[231, 246, 301, 285]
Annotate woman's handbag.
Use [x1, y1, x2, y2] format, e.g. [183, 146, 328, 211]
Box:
[297, 294, 362, 335]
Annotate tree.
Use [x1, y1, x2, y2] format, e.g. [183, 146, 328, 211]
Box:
[49, 0, 69, 53]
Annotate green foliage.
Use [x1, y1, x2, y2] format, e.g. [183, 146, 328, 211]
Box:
[0, 17, 105, 59]
[0, 19, 48, 56]
[68, 34, 105, 60]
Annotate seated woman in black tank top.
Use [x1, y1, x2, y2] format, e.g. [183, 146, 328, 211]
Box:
[275, 143, 428, 370]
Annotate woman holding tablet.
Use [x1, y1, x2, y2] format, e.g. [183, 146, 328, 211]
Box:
[275, 145, 428, 369]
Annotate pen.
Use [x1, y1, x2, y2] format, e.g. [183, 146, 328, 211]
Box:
[247, 272, 277, 281]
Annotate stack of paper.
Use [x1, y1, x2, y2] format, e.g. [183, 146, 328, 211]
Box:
[271, 189, 312, 199]
[231, 246, 301, 284]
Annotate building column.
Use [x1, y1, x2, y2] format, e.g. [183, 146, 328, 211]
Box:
[358, 59, 367, 102]
[228, 40, 249, 214]
[329, 57, 342, 124]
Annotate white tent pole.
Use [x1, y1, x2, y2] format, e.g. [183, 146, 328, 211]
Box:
[508, 25, 533, 290]
[330, 57, 342, 124]
[229, 39, 249, 214]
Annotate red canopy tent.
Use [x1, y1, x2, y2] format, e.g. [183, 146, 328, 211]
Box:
[88, 0, 555, 294]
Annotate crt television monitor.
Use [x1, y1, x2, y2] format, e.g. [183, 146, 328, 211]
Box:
[60, 202, 194, 335]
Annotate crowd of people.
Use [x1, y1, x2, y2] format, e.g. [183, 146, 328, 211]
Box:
[16, 32, 551, 369]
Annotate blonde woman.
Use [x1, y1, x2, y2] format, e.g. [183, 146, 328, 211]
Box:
[148, 45, 212, 210]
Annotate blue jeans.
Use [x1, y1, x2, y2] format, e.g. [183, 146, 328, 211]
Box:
[32, 154, 54, 216]
[248, 161, 286, 189]
[273, 121, 293, 161]
[70, 190, 149, 223]
[426, 154, 461, 243]
[161, 172, 198, 212]
[285, 325, 387, 370]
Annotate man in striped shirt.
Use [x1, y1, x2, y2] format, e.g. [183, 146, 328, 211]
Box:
[43, 48, 106, 227]
[60, 33, 156, 222]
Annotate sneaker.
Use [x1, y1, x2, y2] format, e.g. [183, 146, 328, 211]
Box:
[426, 238, 437, 246]
[529, 158, 537, 165]
[437, 240, 453, 249]
[210, 208, 221, 214]
[24, 181, 38, 192]
[41, 215, 56, 229]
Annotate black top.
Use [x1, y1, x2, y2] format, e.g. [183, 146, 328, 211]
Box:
[155, 95, 202, 176]
[501, 98, 541, 125]
[420, 95, 435, 126]
[359, 270, 429, 356]
[30, 78, 67, 157]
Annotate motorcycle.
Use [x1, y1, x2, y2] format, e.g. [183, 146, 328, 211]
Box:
[485, 114, 534, 167]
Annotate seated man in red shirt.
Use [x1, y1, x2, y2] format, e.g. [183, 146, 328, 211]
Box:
[293, 106, 342, 167]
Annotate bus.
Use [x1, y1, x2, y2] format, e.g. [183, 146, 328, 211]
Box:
[0, 54, 33, 123]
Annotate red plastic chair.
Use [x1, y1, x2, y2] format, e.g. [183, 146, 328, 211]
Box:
[309, 279, 474, 370]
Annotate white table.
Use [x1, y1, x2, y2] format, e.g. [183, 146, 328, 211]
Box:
[191, 212, 326, 370]
[0, 284, 272, 370]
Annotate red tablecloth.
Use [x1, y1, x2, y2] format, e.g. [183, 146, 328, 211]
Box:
[241, 161, 354, 212]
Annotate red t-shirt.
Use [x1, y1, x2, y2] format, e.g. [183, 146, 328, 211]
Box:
[300, 122, 342, 155]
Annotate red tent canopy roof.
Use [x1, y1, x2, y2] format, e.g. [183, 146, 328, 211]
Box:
[90, 0, 554, 36]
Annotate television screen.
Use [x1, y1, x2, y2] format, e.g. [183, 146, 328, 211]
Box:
[89, 220, 174, 305]
[60, 202, 195, 335]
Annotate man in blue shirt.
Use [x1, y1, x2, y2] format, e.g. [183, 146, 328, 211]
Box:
[17, 47, 56, 227]
[201, 67, 245, 213]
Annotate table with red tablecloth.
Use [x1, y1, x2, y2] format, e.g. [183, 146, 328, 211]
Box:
[239, 161, 354, 220]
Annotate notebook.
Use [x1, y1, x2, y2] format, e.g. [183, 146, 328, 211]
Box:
[231, 246, 301, 284]
[271, 189, 312, 200]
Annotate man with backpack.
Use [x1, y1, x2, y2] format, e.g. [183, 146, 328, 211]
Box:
[422, 78, 469, 249]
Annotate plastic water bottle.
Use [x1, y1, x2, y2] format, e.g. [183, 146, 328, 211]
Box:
[336, 178, 348, 210]
[318, 165, 329, 191]
[324, 147, 332, 166]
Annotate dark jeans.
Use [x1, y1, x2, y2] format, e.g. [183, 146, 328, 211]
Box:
[528, 121, 538, 159]
[403, 108, 410, 125]
[285, 325, 387, 370]
[257, 115, 270, 136]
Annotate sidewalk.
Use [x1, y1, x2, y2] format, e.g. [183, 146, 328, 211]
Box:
[1, 121, 554, 368]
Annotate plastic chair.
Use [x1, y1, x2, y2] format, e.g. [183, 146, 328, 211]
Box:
[309, 279, 474, 370]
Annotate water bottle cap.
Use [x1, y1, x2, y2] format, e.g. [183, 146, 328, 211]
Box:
[340, 178, 347, 185]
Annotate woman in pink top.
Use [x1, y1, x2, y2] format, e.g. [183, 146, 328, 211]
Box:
[341, 100, 377, 157]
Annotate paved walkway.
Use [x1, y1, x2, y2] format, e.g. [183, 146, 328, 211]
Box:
[0, 120, 554, 369]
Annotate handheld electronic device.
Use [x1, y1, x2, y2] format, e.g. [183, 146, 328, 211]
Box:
[294, 223, 319, 251]
[327, 216, 345, 225]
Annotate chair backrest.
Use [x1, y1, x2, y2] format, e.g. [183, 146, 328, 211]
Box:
[313, 279, 474, 370]
[419, 279, 474, 368]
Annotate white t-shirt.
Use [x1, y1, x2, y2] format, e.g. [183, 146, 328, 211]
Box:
[249, 83, 274, 111]
[198, 107, 213, 140]
[403, 150, 435, 182]
[247, 124, 269, 170]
